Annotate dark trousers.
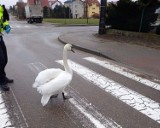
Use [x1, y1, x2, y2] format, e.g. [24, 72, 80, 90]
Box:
[0, 36, 8, 83]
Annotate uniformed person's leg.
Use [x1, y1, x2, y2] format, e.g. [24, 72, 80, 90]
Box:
[1, 36, 13, 83]
[0, 36, 8, 65]
[0, 44, 6, 83]
[0, 36, 9, 91]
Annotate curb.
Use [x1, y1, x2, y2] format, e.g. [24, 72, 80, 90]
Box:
[58, 34, 160, 79]
[58, 35, 114, 61]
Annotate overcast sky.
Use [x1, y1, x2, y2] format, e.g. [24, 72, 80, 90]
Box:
[0, 0, 118, 8]
[0, 0, 26, 8]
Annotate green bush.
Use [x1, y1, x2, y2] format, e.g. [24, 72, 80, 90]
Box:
[156, 25, 160, 35]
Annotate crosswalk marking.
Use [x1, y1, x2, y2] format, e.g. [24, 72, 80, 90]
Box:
[0, 88, 29, 128]
[69, 88, 122, 128]
[56, 59, 160, 124]
[10, 25, 39, 29]
[84, 57, 160, 91]
[28, 62, 121, 128]
[70, 98, 119, 128]
[0, 93, 13, 128]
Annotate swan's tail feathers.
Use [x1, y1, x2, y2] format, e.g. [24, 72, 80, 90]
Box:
[37, 86, 43, 94]
[41, 95, 51, 106]
[33, 82, 39, 88]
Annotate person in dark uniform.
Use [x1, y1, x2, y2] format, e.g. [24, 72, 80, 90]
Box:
[0, 5, 13, 91]
[2, 5, 10, 21]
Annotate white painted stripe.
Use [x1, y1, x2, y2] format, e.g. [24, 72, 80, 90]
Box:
[69, 88, 122, 128]
[56, 60, 160, 124]
[70, 98, 117, 128]
[29, 62, 47, 73]
[0, 92, 14, 128]
[84, 57, 160, 91]
[0, 88, 28, 127]
[11, 25, 38, 29]
[29, 62, 121, 128]
[16, 25, 21, 28]
[10, 88, 29, 127]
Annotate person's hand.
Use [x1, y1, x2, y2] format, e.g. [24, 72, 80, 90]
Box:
[4, 25, 11, 34]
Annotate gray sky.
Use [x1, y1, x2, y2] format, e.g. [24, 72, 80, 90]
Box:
[0, 0, 118, 8]
[0, 0, 27, 8]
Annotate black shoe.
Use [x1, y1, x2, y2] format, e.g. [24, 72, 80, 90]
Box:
[5, 77, 14, 83]
[0, 83, 10, 91]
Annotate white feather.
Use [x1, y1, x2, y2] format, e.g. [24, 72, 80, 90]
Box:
[41, 95, 51, 106]
[33, 44, 74, 106]
[33, 68, 62, 88]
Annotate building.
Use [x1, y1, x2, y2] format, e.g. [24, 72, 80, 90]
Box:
[27, 0, 49, 7]
[156, 7, 160, 17]
[64, 0, 84, 19]
[155, 7, 160, 26]
[16, 1, 26, 19]
[64, 0, 72, 8]
[48, 0, 63, 10]
[84, 0, 100, 18]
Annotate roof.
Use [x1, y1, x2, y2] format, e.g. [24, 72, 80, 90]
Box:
[85, 0, 100, 6]
[49, 0, 62, 5]
[155, 7, 160, 14]
[64, 0, 73, 4]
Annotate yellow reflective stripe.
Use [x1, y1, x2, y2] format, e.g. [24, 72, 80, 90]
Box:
[0, 6, 4, 12]
[0, 6, 10, 32]
[3, 21, 9, 26]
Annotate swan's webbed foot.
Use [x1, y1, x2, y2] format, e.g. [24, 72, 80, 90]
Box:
[50, 94, 58, 98]
[62, 92, 72, 100]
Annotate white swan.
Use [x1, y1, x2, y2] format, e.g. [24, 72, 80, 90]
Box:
[33, 44, 75, 106]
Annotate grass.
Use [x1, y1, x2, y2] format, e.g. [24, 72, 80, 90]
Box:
[44, 18, 160, 49]
[43, 18, 99, 25]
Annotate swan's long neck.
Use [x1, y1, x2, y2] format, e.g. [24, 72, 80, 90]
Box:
[63, 48, 72, 74]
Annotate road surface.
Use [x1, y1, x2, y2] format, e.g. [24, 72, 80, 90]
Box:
[0, 16, 160, 128]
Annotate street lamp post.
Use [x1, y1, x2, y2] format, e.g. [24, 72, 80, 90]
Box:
[98, 0, 107, 35]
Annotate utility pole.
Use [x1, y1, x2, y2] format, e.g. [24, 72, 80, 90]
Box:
[98, 0, 107, 35]
[86, 0, 88, 24]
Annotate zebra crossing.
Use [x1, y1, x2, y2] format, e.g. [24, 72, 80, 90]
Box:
[29, 56, 160, 127]
[1, 56, 160, 127]
[84, 57, 160, 91]
[56, 58, 160, 124]
[28, 61, 122, 128]
[0, 87, 28, 128]
[0, 93, 13, 128]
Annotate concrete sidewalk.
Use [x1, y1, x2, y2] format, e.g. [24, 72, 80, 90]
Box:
[58, 31, 160, 79]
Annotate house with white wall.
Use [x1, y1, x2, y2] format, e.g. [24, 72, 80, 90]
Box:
[155, 7, 160, 25]
[48, 0, 63, 10]
[64, 0, 84, 18]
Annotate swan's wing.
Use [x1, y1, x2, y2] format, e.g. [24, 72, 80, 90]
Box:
[33, 68, 62, 88]
[37, 72, 72, 95]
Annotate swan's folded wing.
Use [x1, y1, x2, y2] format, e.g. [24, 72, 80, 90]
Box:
[37, 72, 72, 95]
[33, 68, 62, 88]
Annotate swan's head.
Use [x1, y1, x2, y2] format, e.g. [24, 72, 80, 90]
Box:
[64, 44, 75, 53]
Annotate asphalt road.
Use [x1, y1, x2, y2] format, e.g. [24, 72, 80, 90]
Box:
[0, 16, 159, 128]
